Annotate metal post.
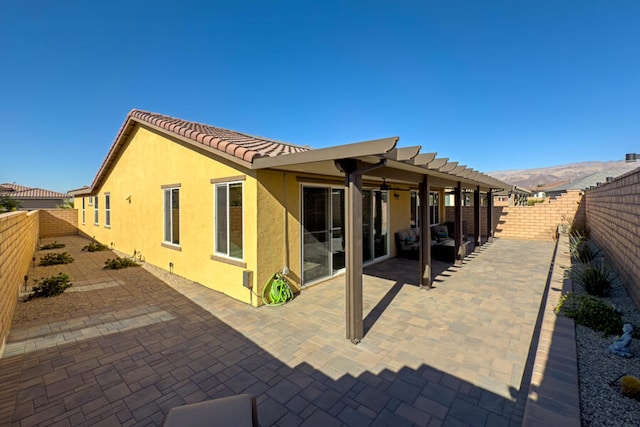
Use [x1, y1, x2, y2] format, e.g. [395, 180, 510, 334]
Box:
[419, 175, 431, 289]
[487, 189, 494, 242]
[474, 185, 481, 250]
[345, 170, 363, 343]
[454, 182, 463, 266]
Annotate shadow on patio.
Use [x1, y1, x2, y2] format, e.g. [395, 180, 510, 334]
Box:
[0, 235, 557, 426]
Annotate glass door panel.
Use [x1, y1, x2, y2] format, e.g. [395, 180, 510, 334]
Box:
[302, 187, 331, 284]
[373, 191, 388, 259]
[362, 190, 372, 262]
[331, 189, 345, 273]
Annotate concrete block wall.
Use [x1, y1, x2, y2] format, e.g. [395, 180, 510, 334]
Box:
[39, 209, 78, 238]
[494, 191, 583, 241]
[0, 211, 39, 354]
[445, 191, 584, 241]
[585, 167, 640, 307]
[444, 206, 504, 237]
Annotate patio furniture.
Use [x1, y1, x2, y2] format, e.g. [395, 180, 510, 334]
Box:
[163, 394, 258, 427]
[394, 225, 455, 259]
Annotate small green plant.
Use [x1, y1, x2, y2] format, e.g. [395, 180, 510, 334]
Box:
[82, 241, 108, 252]
[103, 257, 140, 270]
[555, 292, 623, 335]
[40, 241, 66, 250]
[571, 261, 614, 297]
[29, 273, 72, 299]
[39, 252, 74, 266]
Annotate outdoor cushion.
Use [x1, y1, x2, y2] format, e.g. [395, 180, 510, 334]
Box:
[163, 394, 256, 427]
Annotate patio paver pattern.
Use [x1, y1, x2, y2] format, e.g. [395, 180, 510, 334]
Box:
[1, 236, 559, 426]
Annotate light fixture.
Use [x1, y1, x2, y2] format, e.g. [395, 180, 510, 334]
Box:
[394, 193, 400, 200]
[625, 153, 638, 163]
[380, 178, 389, 191]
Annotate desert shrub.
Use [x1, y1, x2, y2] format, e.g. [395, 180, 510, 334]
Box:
[103, 257, 139, 270]
[29, 273, 72, 299]
[82, 241, 108, 252]
[40, 241, 66, 250]
[555, 292, 623, 336]
[621, 376, 640, 401]
[568, 231, 596, 263]
[569, 219, 589, 238]
[571, 262, 614, 297]
[40, 252, 74, 266]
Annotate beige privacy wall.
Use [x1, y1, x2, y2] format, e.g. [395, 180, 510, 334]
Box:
[0, 211, 39, 353]
[494, 191, 584, 240]
[39, 209, 78, 238]
[585, 167, 640, 307]
[444, 190, 583, 241]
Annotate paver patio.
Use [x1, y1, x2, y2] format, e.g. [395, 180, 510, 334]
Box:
[1, 235, 558, 426]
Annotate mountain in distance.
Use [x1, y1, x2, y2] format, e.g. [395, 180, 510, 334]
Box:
[488, 160, 639, 190]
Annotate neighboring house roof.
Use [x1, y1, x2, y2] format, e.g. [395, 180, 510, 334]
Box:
[0, 183, 68, 199]
[546, 165, 639, 192]
[0, 183, 31, 192]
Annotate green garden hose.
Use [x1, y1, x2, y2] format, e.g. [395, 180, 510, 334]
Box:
[262, 273, 293, 306]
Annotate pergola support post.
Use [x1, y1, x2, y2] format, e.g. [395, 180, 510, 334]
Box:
[419, 175, 431, 289]
[474, 185, 481, 250]
[487, 189, 494, 243]
[335, 159, 386, 344]
[454, 182, 463, 266]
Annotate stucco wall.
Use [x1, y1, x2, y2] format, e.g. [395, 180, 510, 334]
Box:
[584, 167, 640, 307]
[39, 209, 78, 238]
[76, 125, 260, 305]
[0, 211, 39, 354]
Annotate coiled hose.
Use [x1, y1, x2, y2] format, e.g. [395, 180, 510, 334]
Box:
[262, 273, 293, 306]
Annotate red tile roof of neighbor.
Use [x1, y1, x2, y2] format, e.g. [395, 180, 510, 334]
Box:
[131, 110, 310, 162]
[0, 183, 68, 199]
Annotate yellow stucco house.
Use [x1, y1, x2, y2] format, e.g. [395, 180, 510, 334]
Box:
[72, 110, 510, 320]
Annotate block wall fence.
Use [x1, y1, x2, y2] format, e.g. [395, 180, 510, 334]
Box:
[0, 209, 78, 353]
[584, 167, 640, 307]
[0, 211, 39, 353]
[39, 209, 78, 238]
[444, 190, 584, 242]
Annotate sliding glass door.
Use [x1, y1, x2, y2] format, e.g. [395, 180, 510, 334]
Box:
[302, 185, 388, 286]
[302, 187, 346, 284]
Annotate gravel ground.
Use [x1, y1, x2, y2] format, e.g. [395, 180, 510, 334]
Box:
[571, 257, 640, 426]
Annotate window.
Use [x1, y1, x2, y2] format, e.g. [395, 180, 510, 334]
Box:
[81, 197, 85, 224]
[214, 181, 243, 259]
[163, 187, 180, 245]
[88, 196, 93, 206]
[93, 196, 99, 225]
[104, 193, 111, 227]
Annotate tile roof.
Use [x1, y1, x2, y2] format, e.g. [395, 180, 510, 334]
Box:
[0, 183, 68, 199]
[130, 110, 310, 163]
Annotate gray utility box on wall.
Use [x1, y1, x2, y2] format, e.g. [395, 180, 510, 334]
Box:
[242, 270, 253, 289]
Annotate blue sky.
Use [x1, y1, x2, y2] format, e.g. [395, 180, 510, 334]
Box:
[1, 1, 639, 193]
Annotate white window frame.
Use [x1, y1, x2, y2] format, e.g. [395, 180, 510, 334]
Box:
[88, 196, 93, 206]
[213, 180, 244, 261]
[163, 186, 181, 246]
[104, 193, 111, 227]
[93, 196, 99, 225]
[81, 197, 85, 224]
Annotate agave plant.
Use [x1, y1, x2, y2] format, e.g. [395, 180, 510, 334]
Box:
[569, 231, 598, 263]
[571, 261, 615, 297]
